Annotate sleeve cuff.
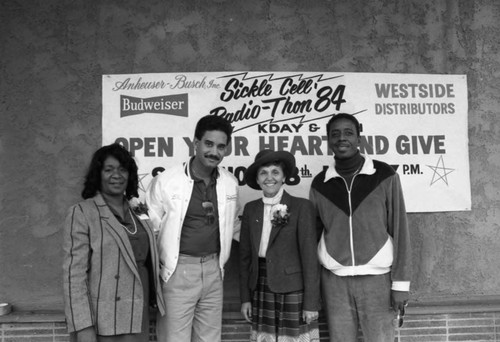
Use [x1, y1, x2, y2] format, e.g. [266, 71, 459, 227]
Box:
[391, 281, 410, 292]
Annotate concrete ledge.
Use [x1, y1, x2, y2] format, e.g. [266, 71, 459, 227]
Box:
[1, 297, 499, 324]
[0, 310, 66, 323]
[0, 310, 246, 324]
[408, 296, 500, 315]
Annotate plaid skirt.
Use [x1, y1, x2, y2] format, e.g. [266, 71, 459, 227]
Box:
[250, 259, 319, 342]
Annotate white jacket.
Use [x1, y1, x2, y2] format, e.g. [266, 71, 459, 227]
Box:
[146, 161, 241, 283]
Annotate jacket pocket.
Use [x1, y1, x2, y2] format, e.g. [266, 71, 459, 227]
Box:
[284, 265, 302, 275]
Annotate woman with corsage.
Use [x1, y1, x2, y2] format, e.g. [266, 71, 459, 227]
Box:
[63, 143, 165, 342]
[239, 149, 320, 342]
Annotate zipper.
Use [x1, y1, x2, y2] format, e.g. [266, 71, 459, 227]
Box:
[341, 175, 358, 270]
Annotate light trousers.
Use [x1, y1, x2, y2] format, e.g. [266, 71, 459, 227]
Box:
[321, 268, 395, 342]
[156, 254, 223, 342]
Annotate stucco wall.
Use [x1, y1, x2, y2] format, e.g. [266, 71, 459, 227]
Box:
[1, 0, 499, 311]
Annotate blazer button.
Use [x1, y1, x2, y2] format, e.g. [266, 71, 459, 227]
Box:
[114, 275, 120, 279]
[116, 296, 121, 301]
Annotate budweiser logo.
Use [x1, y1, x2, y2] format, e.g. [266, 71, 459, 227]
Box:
[120, 94, 188, 117]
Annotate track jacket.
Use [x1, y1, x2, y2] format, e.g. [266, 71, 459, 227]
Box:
[146, 160, 240, 283]
[309, 154, 411, 291]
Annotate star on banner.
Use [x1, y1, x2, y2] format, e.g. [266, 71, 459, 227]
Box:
[427, 155, 455, 186]
[138, 173, 149, 193]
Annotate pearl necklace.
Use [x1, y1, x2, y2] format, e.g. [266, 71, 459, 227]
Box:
[121, 209, 137, 235]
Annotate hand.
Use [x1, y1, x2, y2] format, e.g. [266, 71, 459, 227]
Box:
[76, 326, 97, 342]
[302, 310, 319, 324]
[241, 302, 252, 323]
[391, 290, 409, 312]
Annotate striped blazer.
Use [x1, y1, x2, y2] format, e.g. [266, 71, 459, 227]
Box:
[62, 193, 165, 336]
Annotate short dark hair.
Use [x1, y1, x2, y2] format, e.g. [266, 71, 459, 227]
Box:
[326, 113, 361, 137]
[194, 115, 233, 143]
[81, 143, 139, 200]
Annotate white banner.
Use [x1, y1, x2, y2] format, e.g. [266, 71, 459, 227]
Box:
[103, 72, 470, 213]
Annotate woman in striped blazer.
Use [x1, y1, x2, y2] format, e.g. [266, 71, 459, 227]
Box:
[63, 143, 165, 342]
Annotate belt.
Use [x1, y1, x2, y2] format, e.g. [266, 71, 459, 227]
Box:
[178, 253, 218, 264]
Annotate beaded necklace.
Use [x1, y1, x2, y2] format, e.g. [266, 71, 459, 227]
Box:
[121, 209, 137, 235]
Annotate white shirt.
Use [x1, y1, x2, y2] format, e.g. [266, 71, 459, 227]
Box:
[258, 187, 284, 257]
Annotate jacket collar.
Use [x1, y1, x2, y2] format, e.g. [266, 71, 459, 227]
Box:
[93, 193, 132, 238]
[184, 157, 220, 180]
[324, 153, 376, 182]
[92, 193, 140, 278]
[267, 190, 292, 246]
[93, 192, 115, 215]
[252, 190, 293, 251]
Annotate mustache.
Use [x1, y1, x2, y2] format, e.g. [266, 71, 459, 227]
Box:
[205, 154, 221, 161]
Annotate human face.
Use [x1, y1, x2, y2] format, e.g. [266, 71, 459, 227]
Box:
[100, 156, 128, 197]
[328, 118, 361, 159]
[256, 164, 285, 198]
[194, 130, 229, 170]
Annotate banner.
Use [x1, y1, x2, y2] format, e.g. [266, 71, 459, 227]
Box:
[103, 72, 470, 213]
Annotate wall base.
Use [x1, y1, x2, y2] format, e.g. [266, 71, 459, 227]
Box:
[1, 303, 499, 341]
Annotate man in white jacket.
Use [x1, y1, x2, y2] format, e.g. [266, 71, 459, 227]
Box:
[146, 115, 240, 342]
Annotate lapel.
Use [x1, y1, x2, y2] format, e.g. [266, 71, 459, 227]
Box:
[137, 214, 156, 256]
[93, 193, 141, 280]
[267, 190, 292, 247]
[215, 172, 226, 237]
[251, 200, 265, 255]
[140, 216, 159, 272]
[140, 218, 156, 247]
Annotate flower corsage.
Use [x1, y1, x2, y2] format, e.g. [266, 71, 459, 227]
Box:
[271, 204, 290, 228]
[129, 197, 149, 220]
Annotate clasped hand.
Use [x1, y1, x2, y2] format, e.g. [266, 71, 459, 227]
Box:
[302, 310, 319, 324]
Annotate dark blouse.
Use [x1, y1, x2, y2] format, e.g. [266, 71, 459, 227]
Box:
[101, 208, 150, 342]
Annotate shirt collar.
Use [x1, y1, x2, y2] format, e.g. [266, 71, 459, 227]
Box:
[186, 157, 220, 181]
[262, 187, 284, 205]
[324, 153, 376, 182]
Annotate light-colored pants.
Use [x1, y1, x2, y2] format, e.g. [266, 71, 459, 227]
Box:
[321, 268, 395, 342]
[157, 254, 223, 342]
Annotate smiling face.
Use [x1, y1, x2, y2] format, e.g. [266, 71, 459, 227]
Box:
[256, 164, 285, 198]
[100, 156, 129, 197]
[328, 118, 361, 159]
[194, 130, 229, 170]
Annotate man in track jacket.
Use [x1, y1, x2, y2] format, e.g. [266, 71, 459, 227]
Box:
[146, 115, 240, 342]
[310, 113, 411, 342]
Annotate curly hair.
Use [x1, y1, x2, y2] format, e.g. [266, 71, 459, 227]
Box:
[81, 143, 139, 200]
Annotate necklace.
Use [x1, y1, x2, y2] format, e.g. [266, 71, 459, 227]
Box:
[121, 209, 137, 235]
